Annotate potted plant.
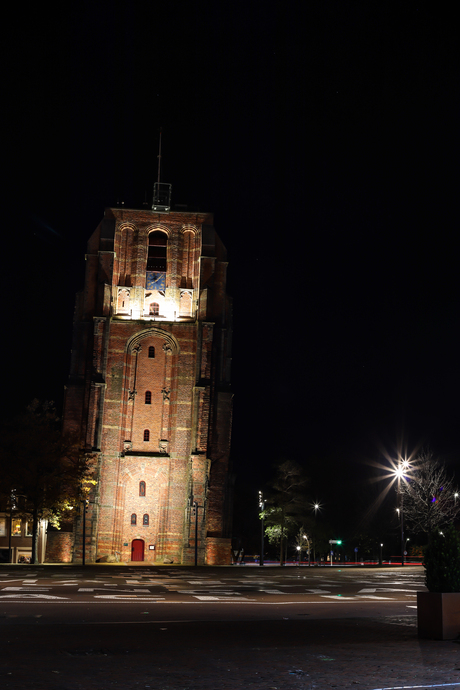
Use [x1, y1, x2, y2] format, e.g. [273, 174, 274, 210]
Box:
[417, 525, 460, 639]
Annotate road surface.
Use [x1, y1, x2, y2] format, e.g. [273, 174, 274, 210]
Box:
[1, 565, 458, 689]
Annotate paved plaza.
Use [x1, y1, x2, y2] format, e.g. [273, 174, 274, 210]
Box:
[0, 565, 459, 689]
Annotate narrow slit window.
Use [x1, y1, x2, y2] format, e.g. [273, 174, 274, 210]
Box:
[143, 514, 149, 526]
[145, 391, 152, 404]
[143, 429, 150, 442]
[148, 346, 155, 358]
[131, 513, 137, 525]
[139, 481, 146, 497]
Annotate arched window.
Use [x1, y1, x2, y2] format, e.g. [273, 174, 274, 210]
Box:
[179, 291, 192, 317]
[181, 230, 195, 288]
[117, 288, 130, 314]
[120, 227, 133, 286]
[148, 346, 155, 358]
[139, 481, 146, 497]
[143, 429, 150, 442]
[145, 391, 151, 404]
[131, 513, 137, 525]
[149, 302, 159, 316]
[143, 514, 149, 526]
[147, 231, 167, 272]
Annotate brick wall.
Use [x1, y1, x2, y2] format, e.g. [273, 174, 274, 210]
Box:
[64, 208, 233, 565]
[45, 532, 73, 563]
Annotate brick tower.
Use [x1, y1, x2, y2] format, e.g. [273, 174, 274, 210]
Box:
[63, 197, 233, 564]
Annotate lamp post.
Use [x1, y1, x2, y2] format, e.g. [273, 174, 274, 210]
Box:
[82, 498, 89, 566]
[379, 543, 383, 566]
[313, 502, 320, 565]
[303, 533, 310, 566]
[405, 536, 410, 562]
[395, 459, 410, 567]
[258, 491, 264, 567]
[192, 500, 204, 567]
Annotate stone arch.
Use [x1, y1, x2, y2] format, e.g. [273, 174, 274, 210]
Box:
[124, 329, 178, 454]
[180, 224, 198, 235]
[145, 223, 172, 238]
[126, 327, 180, 356]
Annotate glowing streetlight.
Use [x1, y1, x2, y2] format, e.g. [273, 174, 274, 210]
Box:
[302, 532, 311, 566]
[393, 458, 411, 566]
[312, 502, 321, 565]
[405, 537, 410, 561]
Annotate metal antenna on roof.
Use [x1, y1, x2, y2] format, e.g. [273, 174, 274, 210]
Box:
[152, 127, 171, 212]
[157, 128, 162, 184]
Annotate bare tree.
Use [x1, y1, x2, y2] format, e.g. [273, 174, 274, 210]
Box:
[401, 450, 460, 537]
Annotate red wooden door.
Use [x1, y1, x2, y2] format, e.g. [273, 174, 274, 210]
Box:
[131, 539, 144, 561]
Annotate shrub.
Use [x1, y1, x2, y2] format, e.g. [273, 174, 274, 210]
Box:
[423, 526, 460, 593]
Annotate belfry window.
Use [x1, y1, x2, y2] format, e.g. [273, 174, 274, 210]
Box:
[145, 391, 151, 404]
[147, 231, 167, 271]
[143, 429, 150, 441]
[139, 481, 146, 497]
[117, 288, 130, 314]
[148, 346, 155, 358]
[143, 514, 149, 526]
[131, 513, 137, 525]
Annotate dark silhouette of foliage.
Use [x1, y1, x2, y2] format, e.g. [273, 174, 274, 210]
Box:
[261, 460, 309, 565]
[0, 400, 96, 563]
[424, 526, 460, 593]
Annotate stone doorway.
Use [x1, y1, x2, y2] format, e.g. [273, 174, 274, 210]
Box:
[131, 539, 144, 561]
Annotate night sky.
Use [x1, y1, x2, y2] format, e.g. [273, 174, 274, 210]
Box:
[4, 3, 458, 538]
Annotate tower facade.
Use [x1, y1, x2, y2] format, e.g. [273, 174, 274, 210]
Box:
[63, 206, 233, 564]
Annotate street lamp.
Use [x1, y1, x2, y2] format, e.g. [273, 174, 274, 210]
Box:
[192, 500, 204, 567]
[394, 458, 410, 566]
[82, 498, 89, 566]
[312, 502, 321, 565]
[258, 491, 265, 567]
[303, 533, 311, 567]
